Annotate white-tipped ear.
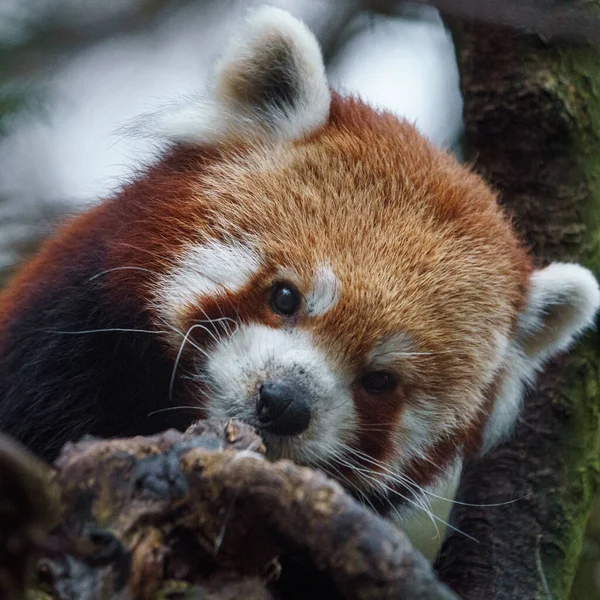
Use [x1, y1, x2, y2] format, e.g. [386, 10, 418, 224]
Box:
[482, 263, 598, 453]
[148, 6, 330, 145]
[516, 263, 600, 361]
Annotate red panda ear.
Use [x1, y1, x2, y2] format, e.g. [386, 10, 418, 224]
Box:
[145, 6, 330, 145]
[516, 263, 599, 362]
[481, 263, 599, 453]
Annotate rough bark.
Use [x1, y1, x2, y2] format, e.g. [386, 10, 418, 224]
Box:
[1, 420, 459, 600]
[435, 8, 600, 600]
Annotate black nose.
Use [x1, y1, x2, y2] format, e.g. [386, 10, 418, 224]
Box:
[256, 380, 311, 436]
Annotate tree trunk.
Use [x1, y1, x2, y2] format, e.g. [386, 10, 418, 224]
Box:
[435, 6, 600, 599]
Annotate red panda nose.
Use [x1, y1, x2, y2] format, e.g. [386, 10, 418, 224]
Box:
[256, 380, 311, 437]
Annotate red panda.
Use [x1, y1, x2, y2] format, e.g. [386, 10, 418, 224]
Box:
[0, 7, 598, 516]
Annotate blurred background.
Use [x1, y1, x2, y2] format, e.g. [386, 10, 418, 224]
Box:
[1, 1, 597, 595]
[0, 0, 462, 278]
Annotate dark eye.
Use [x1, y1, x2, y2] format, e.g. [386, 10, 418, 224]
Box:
[360, 371, 397, 394]
[270, 283, 301, 316]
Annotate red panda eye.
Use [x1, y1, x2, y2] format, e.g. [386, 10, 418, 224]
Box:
[360, 371, 397, 394]
[270, 283, 301, 316]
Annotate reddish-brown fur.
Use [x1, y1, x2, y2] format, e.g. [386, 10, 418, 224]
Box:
[0, 94, 533, 499]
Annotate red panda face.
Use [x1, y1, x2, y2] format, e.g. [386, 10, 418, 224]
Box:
[143, 103, 534, 504]
[124, 7, 597, 511]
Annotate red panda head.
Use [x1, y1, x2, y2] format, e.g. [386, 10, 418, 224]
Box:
[102, 7, 599, 510]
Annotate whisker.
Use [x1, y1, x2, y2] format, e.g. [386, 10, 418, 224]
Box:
[409, 452, 457, 479]
[372, 349, 456, 359]
[147, 405, 203, 417]
[407, 482, 533, 508]
[303, 447, 381, 515]
[352, 425, 394, 434]
[347, 444, 526, 509]
[47, 327, 170, 335]
[332, 452, 448, 537]
[319, 396, 354, 414]
[86, 265, 159, 283]
[327, 448, 424, 527]
[331, 444, 466, 538]
[169, 322, 226, 401]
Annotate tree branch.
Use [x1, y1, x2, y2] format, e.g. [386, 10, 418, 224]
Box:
[3, 421, 459, 600]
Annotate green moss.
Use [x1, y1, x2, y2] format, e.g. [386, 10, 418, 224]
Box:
[26, 591, 53, 600]
[153, 580, 205, 599]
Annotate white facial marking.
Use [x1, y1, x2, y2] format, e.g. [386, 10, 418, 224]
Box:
[397, 406, 434, 461]
[156, 240, 261, 326]
[203, 323, 356, 465]
[306, 264, 341, 316]
[482, 341, 532, 452]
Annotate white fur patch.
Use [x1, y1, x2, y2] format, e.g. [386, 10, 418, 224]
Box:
[481, 341, 533, 452]
[202, 323, 356, 465]
[516, 262, 600, 360]
[397, 406, 436, 461]
[138, 7, 330, 145]
[156, 240, 262, 326]
[306, 264, 341, 316]
[482, 263, 600, 450]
